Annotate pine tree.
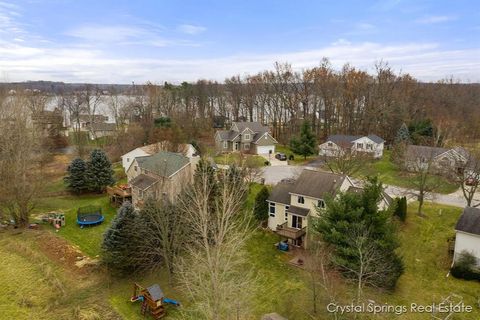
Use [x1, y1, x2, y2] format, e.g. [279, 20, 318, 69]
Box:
[85, 149, 115, 193]
[102, 202, 138, 273]
[395, 123, 410, 144]
[314, 177, 404, 289]
[290, 121, 317, 159]
[64, 158, 88, 194]
[253, 186, 270, 222]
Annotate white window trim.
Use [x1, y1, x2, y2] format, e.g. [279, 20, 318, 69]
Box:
[223, 141, 228, 148]
[269, 202, 276, 217]
[317, 199, 326, 209]
[244, 133, 251, 140]
[298, 196, 304, 204]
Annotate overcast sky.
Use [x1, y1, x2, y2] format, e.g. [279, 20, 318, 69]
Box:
[0, 0, 479, 83]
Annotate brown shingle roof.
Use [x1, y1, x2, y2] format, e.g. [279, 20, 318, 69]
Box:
[268, 179, 296, 205]
[130, 174, 157, 190]
[287, 206, 310, 217]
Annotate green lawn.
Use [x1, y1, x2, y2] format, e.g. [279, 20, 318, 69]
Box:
[276, 144, 318, 165]
[357, 150, 459, 194]
[214, 152, 267, 167]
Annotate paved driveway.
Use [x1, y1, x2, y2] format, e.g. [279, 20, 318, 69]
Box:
[259, 154, 287, 166]
[261, 165, 304, 185]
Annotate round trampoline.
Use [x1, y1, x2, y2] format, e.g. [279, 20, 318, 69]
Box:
[77, 206, 104, 227]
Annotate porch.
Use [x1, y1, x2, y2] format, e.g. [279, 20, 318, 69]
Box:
[106, 185, 132, 206]
[276, 222, 306, 240]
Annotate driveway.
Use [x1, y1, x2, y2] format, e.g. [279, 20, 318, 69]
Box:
[259, 154, 288, 166]
[261, 165, 304, 185]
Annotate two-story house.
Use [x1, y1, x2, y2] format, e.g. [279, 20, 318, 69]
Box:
[215, 121, 278, 155]
[318, 134, 385, 159]
[126, 151, 193, 209]
[267, 169, 392, 248]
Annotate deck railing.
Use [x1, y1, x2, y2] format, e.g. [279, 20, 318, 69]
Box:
[276, 222, 306, 239]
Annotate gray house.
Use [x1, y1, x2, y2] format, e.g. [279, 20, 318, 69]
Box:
[215, 121, 278, 155]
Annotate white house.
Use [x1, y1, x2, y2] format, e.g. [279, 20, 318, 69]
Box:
[454, 207, 480, 265]
[121, 142, 199, 173]
[318, 134, 385, 159]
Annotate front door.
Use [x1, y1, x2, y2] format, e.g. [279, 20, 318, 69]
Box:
[292, 215, 302, 229]
[234, 142, 240, 151]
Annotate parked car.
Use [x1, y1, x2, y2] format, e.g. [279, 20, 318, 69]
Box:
[465, 177, 479, 186]
[275, 153, 287, 161]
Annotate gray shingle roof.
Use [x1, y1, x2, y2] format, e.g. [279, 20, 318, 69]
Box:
[327, 134, 384, 145]
[136, 151, 190, 178]
[455, 207, 480, 235]
[268, 179, 296, 205]
[233, 121, 269, 133]
[146, 284, 164, 301]
[290, 170, 346, 200]
[367, 134, 385, 144]
[405, 145, 448, 161]
[216, 130, 239, 141]
[287, 206, 310, 217]
[130, 174, 157, 190]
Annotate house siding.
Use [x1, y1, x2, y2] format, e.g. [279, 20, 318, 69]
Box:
[454, 231, 480, 265]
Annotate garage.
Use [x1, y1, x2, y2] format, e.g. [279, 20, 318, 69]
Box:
[257, 145, 275, 155]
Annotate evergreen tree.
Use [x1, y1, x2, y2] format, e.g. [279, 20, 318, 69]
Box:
[64, 158, 88, 194]
[290, 121, 316, 159]
[314, 177, 404, 289]
[393, 197, 407, 222]
[253, 186, 270, 222]
[395, 123, 410, 144]
[85, 149, 115, 193]
[102, 202, 138, 273]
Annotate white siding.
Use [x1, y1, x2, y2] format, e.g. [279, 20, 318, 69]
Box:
[121, 148, 149, 172]
[454, 231, 480, 265]
[257, 145, 275, 155]
[267, 202, 287, 229]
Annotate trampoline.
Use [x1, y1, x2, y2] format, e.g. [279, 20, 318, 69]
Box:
[77, 205, 104, 227]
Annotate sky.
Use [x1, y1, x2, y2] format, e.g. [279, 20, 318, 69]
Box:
[0, 0, 479, 83]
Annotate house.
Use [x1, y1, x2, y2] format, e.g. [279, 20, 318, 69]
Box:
[70, 114, 109, 132]
[404, 145, 469, 175]
[267, 170, 356, 247]
[267, 169, 392, 248]
[121, 142, 199, 173]
[215, 121, 278, 155]
[453, 207, 480, 266]
[126, 151, 193, 208]
[318, 134, 385, 159]
[88, 122, 117, 140]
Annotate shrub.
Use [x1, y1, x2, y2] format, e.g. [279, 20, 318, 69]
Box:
[253, 186, 270, 222]
[393, 197, 407, 222]
[264, 161, 270, 166]
[451, 251, 480, 281]
[289, 154, 294, 161]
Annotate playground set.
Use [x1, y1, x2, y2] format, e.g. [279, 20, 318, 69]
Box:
[130, 283, 180, 319]
[76, 205, 104, 227]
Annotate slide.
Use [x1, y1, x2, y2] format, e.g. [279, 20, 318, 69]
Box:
[163, 298, 181, 306]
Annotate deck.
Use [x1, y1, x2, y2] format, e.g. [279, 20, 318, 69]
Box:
[276, 222, 306, 239]
[107, 185, 132, 206]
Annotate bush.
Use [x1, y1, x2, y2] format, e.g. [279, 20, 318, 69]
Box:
[264, 161, 270, 166]
[393, 197, 407, 222]
[451, 251, 480, 281]
[289, 154, 294, 161]
[253, 186, 270, 222]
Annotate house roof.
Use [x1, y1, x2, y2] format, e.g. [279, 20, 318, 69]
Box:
[327, 134, 385, 145]
[455, 207, 480, 236]
[347, 186, 393, 207]
[130, 174, 157, 190]
[216, 130, 238, 141]
[136, 151, 190, 178]
[290, 169, 346, 200]
[287, 206, 310, 217]
[232, 121, 269, 133]
[90, 122, 116, 132]
[268, 179, 296, 205]
[405, 145, 448, 161]
[146, 284, 164, 301]
[139, 142, 198, 157]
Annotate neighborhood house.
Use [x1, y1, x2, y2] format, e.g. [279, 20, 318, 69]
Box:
[215, 121, 278, 155]
[126, 151, 193, 209]
[453, 207, 480, 266]
[404, 145, 469, 175]
[318, 134, 385, 159]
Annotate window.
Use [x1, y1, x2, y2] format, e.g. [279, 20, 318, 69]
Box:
[244, 133, 251, 140]
[366, 144, 372, 150]
[327, 142, 333, 147]
[357, 143, 363, 149]
[292, 215, 303, 229]
[223, 141, 228, 149]
[134, 166, 138, 172]
[269, 203, 276, 217]
[297, 196, 304, 204]
[244, 143, 250, 150]
[285, 205, 289, 221]
[127, 157, 130, 162]
[317, 199, 326, 209]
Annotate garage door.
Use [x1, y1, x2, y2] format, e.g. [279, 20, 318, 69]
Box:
[257, 145, 275, 154]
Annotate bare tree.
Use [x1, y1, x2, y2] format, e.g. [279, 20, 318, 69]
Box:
[407, 149, 438, 215]
[456, 150, 480, 207]
[0, 93, 45, 227]
[323, 148, 370, 176]
[175, 166, 253, 320]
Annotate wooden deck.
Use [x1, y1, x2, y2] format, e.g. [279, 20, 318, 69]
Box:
[276, 222, 306, 239]
[107, 185, 132, 206]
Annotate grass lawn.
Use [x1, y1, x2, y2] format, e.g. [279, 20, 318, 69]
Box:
[214, 152, 266, 167]
[276, 144, 318, 165]
[357, 150, 459, 194]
